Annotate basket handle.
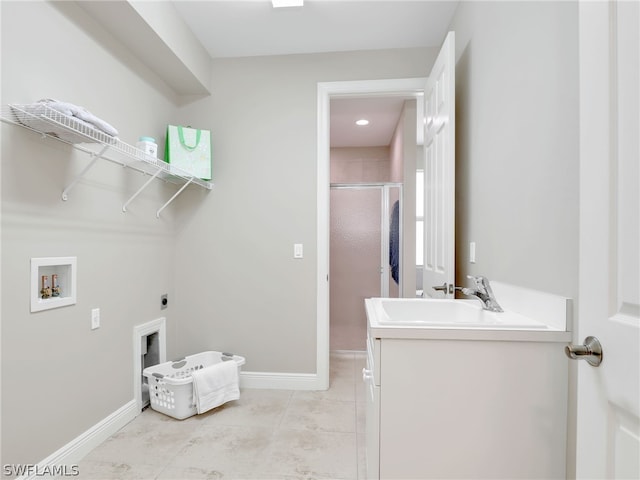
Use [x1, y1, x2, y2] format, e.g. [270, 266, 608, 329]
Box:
[171, 358, 187, 369]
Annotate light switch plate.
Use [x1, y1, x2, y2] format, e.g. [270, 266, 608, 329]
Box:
[469, 242, 476, 263]
[91, 308, 100, 330]
[294, 243, 303, 259]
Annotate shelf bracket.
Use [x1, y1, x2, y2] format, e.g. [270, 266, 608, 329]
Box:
[156, 178, 194, 218]
[61, 144, 110, 201]
[122, 169, 163, 213]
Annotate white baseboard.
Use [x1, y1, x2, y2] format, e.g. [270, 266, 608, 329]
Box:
[19, 400, 138, 480]
[240, 371, 325, 390]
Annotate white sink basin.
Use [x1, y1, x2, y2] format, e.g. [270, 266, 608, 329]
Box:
[371, 298, 549, 329]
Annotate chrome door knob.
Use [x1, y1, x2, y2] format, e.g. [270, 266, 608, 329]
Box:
[565, 336, 603, 367]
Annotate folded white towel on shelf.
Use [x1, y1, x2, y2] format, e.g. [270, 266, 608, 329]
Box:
[11, 103, 99, 144]
[191, 360, 240, 415]
[37, 98, 119, 137]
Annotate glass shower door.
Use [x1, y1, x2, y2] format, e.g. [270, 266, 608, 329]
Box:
[330, 184, 402, 351]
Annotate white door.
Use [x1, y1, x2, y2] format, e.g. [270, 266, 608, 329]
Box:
[423, 31, 455, 298]
[576, 1, 639, 478]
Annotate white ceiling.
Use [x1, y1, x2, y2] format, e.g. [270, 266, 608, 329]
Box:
[171, 0, 458, 147]
[172, 0, 458, 59]
[330, 96, 417, 148]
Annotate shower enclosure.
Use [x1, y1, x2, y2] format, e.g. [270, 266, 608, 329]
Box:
[330, 183, 402, 351]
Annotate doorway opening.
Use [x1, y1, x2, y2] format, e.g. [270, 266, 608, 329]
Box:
[317, 78, 426, 388]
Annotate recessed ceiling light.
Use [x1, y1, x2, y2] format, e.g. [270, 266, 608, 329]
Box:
[356, 119, 370, 126]
[272, 0, 304, 8]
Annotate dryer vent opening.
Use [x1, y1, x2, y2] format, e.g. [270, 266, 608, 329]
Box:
[141, 331, 161, 409]
[134, 317, 166, 412]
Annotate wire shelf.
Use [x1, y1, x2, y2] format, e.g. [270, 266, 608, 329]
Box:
[1, 104, 213, 217]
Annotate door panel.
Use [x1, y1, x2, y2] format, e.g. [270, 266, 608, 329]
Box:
[577, 1, 639, 477]
[423, 32, 455, 298]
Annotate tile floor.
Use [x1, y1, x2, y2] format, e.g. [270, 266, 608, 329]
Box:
[74, 352, 368, 480]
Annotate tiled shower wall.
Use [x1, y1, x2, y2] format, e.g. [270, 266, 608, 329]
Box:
[330, 146, 391, 184]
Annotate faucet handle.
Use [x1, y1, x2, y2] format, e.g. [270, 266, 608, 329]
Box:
[466, 275, 489, 292]
[461, 275, 503, 312]
[466, 274, 482, 285]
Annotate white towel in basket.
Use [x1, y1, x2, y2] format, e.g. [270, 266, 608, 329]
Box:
[191, 360, 239, 414]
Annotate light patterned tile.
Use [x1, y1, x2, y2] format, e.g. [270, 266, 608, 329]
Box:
[252, 473, 353, 480]
[75, 352, 363, 479]
[192, 388, 292, 428]
[261, 429, 358, 479]
[294, 375, 356, 403]
[82, 414, 196, 467]
[156, 466, 229, 479]
[72, 460, 163, 479]
[166, 424, 272, 476]
[134, 407, 178, 425]
[281, 396, 356, 433]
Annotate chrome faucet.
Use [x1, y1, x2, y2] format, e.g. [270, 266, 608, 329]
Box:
[456, 275, 503, 312]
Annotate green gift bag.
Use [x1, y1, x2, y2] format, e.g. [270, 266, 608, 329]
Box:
[164, 125, 212, 180]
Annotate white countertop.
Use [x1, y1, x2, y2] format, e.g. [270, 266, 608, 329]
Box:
[366, 282, 573, 343]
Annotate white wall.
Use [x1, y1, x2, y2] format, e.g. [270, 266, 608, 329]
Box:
[449, 1, 579, 301]
[1, 1, 181, 467]
[171, 49, 433, 374]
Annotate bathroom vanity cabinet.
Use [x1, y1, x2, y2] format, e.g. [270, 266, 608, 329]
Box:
[364, 290, 571, 479]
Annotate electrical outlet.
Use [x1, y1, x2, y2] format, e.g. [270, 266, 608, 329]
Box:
[91, 308, 100, 330]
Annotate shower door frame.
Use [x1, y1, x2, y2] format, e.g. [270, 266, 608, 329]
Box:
[330, 183, 403, 298]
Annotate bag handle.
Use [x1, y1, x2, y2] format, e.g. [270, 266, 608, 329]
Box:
[177, 126, 201, 151]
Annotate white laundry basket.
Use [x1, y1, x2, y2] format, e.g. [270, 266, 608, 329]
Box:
[143, 351, 245, 420]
